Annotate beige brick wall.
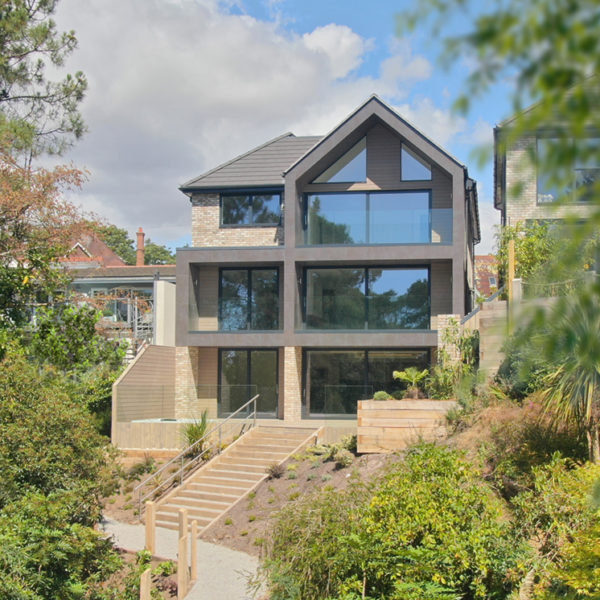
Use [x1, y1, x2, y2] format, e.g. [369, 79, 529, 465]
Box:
[436, 314, 461, 362]
[191, 193, 283, 247]
[174, 346, 219, 419]
[282, 346, 302, 421]
[505, 135, 594, 225]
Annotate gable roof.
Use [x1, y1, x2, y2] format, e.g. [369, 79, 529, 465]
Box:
[284, 95, 466, 177]
[62, 231, 127, 269]
[180, 133, 321, 192]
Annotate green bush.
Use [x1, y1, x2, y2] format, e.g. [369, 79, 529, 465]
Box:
[262, 444, 528, 600]
[333, 448, 354, 469]
[183, 409, 209, 456]
[373, 390, 391, 401]
[0, 350, 119, 521]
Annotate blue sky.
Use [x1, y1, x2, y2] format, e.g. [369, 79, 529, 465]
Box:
[54, 0, 513, 253]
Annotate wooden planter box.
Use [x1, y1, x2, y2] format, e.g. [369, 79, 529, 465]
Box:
[357, 399, 457, 453]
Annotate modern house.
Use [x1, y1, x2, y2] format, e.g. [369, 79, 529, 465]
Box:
[169, 95, 480, 427]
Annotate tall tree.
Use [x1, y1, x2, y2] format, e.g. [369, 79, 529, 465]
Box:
[0, 149, 85, 328]
[0, 0, 87, 157]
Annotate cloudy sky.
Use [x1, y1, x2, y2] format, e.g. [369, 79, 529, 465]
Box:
[53, 0, 511, 253]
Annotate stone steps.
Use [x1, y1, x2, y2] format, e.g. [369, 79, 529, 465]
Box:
[153, 425, 320, 534]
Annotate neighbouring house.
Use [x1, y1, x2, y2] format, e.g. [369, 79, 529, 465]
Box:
[494, 105, 599, 227]
[113, 95, 480, 449]
[475, 255, 499, 298]
[65, 228, 176, 348]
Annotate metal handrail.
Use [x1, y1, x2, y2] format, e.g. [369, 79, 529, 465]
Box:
[134, 394, 259, 516]
[461, 285, 506, 325]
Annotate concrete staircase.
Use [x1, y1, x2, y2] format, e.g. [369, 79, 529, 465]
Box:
[153, 425, 319, 532]
[478, 300, 508, 376]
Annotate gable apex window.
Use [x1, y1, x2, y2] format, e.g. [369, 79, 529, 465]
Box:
[401, 145, 432, 181]
[221, 192, 281, 226]
[313, 137, 367, 183]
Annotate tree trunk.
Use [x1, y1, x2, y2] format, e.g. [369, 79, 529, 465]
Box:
[587, 425, 600, 464]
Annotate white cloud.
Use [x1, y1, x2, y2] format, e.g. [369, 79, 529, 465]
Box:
[52, 0, 466, 246]
[302, 24, 369, 79]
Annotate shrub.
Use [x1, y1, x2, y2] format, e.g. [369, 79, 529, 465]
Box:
[126, 454, 156, 481]
[333, 448, 354, 469]
[340, 434, 357, 453]
[183, 409, 209, 456]
[266, 463, 285, 479]
[261, 444, 528, 600]
[373, 390, 391, 401]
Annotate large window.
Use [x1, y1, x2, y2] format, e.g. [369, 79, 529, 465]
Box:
[401, 145, 432, 180]
[305, 191, 435, 245]
[304, 349, 429, 415]
[537, 137, 600, 204]
[219, 349, 278, 416]
[219, 268, 279, 330]
[313, 137, 366, 183]
[304, 266, 430, 330]
[221, 192, 281, 226]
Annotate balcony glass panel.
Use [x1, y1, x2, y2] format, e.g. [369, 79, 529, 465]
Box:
[367, 268, 429, 329]
[304, 349, 430, 415]
[307, 193, 366, 244]
[305, 192, 451, 245]
[369, 192, 430, 243]
[220, 269, 249, 330]
[306, 268, 366, 329]
[219, 268, 279, 330]
[219, 349, 278, 416]
[305, 267, 429, 330]
[250, 269, 279, 329]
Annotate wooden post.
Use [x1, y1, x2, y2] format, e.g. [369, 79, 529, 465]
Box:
[507, 238, 515, 302]
[190, 520, 198, 584]
[139, 568, 152, 600]
[177, 534, 189, 599]
[145, 501, 156, 555]
[178, 508, 188, 539]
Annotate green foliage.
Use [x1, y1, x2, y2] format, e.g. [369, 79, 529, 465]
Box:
[333, 448, 354, 469]
[0, 492, 122, 599]
[340, 434, 358, 453]
[262, 445, 527, 600]
[126, 455, 156, 482]
[427, 319, 478, 400]
[144, 239, 175, 265]
[393, 367, 429, 398]
[496, 222, 559, 285]
[0, 0, 87, 156]
[93, 224, 175, 265]
[511, 457, 600, 562]
[478, 399, 587, 499]
[30, 304, 124, 371]
[373, 390, 392, 401]
[183, 409, 209, 456]
[0, 349, 118, 521]
[497, 331, 554, 400]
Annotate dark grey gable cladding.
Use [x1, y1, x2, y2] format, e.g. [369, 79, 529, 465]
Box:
[180, 133, 322, 192]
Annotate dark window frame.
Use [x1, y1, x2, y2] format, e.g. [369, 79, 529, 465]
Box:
[302, 189, 433, 245]
[301, 347, 431, 417]
[218, 266, 280, 331]
[301, 264, 431, 331]
[220, 191, 282, 228]
[218, 348, 279, 416]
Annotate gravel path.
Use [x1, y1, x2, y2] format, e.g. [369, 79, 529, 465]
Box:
[101, 517, 261, 600]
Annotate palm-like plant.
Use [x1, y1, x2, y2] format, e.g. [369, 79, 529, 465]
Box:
[540, 284, 600, 463]
[393, 367, 429, 399]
